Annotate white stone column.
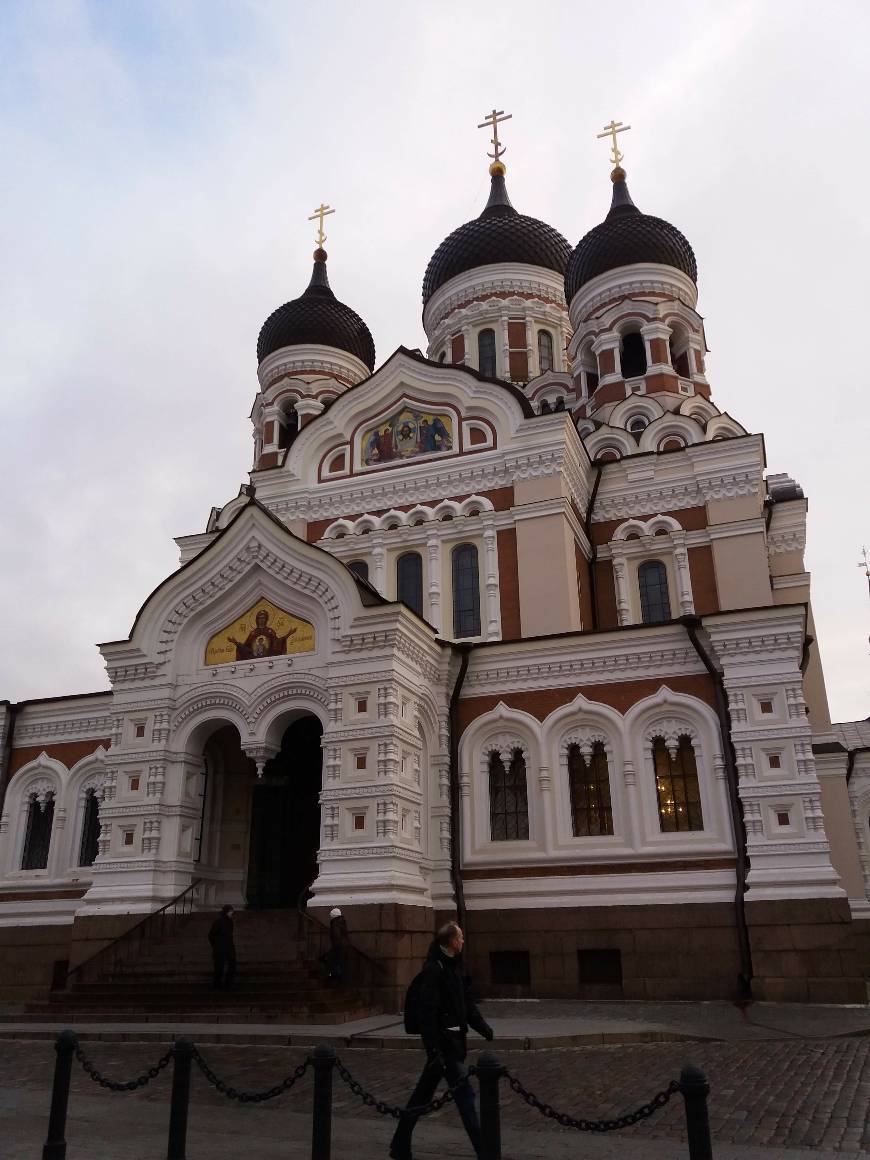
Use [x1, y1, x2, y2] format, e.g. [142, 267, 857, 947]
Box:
[672, 535, 695, 615]
[371, 544, 386, 595]
[525, 318, 537, 378]
[483, 527, 501, 638]
[294, 397, 324, 428]
[461, 324, 472, 367]
[592, 332, 621, 385]
[499, 312, 510, 380]
[611, 551, 631, 625]
[426, 535, 442, 631]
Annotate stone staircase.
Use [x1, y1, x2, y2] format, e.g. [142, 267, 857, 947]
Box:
[28, 909, 382, 1023]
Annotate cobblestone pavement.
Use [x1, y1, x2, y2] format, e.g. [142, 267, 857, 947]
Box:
[4, 1036, 870, 1159]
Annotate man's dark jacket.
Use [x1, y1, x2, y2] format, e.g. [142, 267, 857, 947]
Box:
[418, 940, 492, 1056]
[208, 913, 235, 952]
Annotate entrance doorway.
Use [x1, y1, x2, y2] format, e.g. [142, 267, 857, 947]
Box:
[246, 715, 323, 909]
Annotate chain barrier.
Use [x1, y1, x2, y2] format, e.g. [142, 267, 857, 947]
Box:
[74, 1043, 173, 1092]
[192, 1046, 310, 1103]
[505, 1070, 681, 1132]
[334, 1056, 478, 1120]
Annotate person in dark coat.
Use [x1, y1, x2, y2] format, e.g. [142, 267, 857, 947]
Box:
[390, 921, 493, 1160]
[208, 904, 236, 989]
[327, 906, 348, 983]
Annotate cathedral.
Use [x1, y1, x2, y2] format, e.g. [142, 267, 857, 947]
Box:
[1, 115, 868, 1007]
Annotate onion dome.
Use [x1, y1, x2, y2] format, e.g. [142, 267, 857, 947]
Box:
[565, 168, 697, 301]
[257, 249, 375, 370]
[422, 166, 572, 304]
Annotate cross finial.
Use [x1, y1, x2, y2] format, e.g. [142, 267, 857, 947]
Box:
[477, 108, 513, 174]
[859, 546, 870, 579]
[596, 119, 631, 169]
[308, 203, 335, 249]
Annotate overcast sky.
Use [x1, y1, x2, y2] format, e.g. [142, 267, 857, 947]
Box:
[1, 0, 868, 723]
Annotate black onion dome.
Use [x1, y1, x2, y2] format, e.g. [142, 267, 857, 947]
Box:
[565, 170, 697, 302]
[422, 170, 572, 304]
[257, 249, 375, 369]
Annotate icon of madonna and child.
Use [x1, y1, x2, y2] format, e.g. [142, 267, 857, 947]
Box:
[362, 407, 453, 467]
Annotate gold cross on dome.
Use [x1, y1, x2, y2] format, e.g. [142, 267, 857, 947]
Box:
[308, 203, 335, 248]
[597, 119, 631, 168]
[477, 108, 513, 164]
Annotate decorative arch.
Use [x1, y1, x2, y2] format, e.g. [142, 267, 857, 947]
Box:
[583, 430, 634, 460]
[1, 753, 65, 876]
[609, 395, 665, 429]
[638, 414, 702, 453]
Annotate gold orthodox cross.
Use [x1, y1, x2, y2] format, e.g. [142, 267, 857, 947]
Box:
[308, 203, 335, 248]
[477, 108, 513, 164]
[597, 119, 631, 167]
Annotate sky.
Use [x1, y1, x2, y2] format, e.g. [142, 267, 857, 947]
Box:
[1, 0, 868, 722]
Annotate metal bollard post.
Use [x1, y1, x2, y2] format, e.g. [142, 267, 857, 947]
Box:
[311, 1044, 336, 1160]
[476, 1051, 504, 1160]
[680, 1062, 713, 1160]
[43, 1030, 78, 1160]
[166, 1038, 195, 1160]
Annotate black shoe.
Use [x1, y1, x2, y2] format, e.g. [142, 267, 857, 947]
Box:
[389, 1146, 412, 1160]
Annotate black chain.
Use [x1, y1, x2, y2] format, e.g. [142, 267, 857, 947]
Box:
[505, 1071, 681, 1132]
[334, 1057, 477, 1120]
[192, 1046, 310, 1103]
[74, 1044, 172, 1092]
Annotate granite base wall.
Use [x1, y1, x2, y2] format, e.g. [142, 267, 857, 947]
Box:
[0, 926, 74, 1001]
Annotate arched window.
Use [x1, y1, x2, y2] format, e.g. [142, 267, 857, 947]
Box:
[396, 552, 423, 617]
[79, 789, 101, 867]
[478, 329, 497, 378]
[628, 416, 648, 437]
[595, 447, 621, 463]
[438, 351, 447, 363]
[653, 736, 704, 832]
[620, 332, 647, 378]
[348, 560, 369, 582]
[489, 749, 529, 840]
[568, 743, 613, 836]
[21, 792, 54, 870]
[638, 560, 671, 624]
[452, 543, 481, 637]
[538, 330, 554, 373]
[659, 436, 685, 453]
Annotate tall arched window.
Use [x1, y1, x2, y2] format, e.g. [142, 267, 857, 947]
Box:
[620, 331, 647, 378]
[638, 560, 671, 624]
[538, 330, 554, 373]
[653, 736, 704, 832]
[21, 792, 54, 870]
[79, 789, 101, 867]
[452, 543, 481, 637]
[568, 743, 613, 836]
[348, 559, 369, 582]
[478, 329, 497, 378]
[396, 551, 423, 617]
[489, 749, 529, 840]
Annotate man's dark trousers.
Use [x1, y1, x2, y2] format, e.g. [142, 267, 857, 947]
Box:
[390, 1033, 480, 1157]
[212, 947, 236, 989]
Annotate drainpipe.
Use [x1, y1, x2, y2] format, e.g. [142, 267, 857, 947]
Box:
[448, 645, 472, 933]
[682, 617, 754, 1000]
[583, 464, 603, 631]
[0, 701, 19, 817]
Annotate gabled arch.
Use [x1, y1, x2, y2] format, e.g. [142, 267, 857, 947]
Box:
[583, 429, 635, 460]
[638, 413, 703, 452]
[609, 395, 665, 429]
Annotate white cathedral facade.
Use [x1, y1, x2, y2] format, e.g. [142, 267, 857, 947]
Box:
[1, 127, 868, 1005]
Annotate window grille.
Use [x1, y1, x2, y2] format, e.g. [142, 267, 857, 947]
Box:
[22, 794, 54, 870]
[638, 560, 671, 623]
[489, 749, 529, 840]
[568, 742, 613, 836]
[478, 329, 497, 378]
[452, 543, 481, 637]
[653, 736, 704, 832]
[78, 790, 100, 867]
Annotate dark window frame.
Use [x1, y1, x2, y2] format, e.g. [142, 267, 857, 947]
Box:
[347, 559, 369, 582]
[568, 742, 614, 836]
[653, 736, 704, 832]
[21, 794, 55, 870]
[489, 748, 530, 841]
[452, 542, 481, 638]
[638, 559, 672, 624]
[79, 789, 101, 867]
[538, 329, 554, 373]
[478, 328, 497, 378]
[396, 551, 424, 617]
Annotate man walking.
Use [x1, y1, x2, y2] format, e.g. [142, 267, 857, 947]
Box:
[208, 904, 236, 989]
[390, 921, 493, 1160]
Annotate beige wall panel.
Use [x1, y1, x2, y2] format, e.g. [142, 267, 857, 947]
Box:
[707, 494, 763, 525]
[769, 550, 807, 578]
[819, 774, 864, 899]
[515, 514, 581, 636]
[711, 532, 772, 609]
[514, 475, 567, 504]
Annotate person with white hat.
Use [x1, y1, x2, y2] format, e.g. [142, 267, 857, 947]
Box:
[326, 906, 349, 983]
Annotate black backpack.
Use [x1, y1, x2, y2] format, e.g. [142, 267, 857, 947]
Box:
[403, 960, 442, 1034]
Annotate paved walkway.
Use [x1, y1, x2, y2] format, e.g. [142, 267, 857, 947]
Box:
[3, 998, 870, 1046]
[4, 1000, 870, 1157]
